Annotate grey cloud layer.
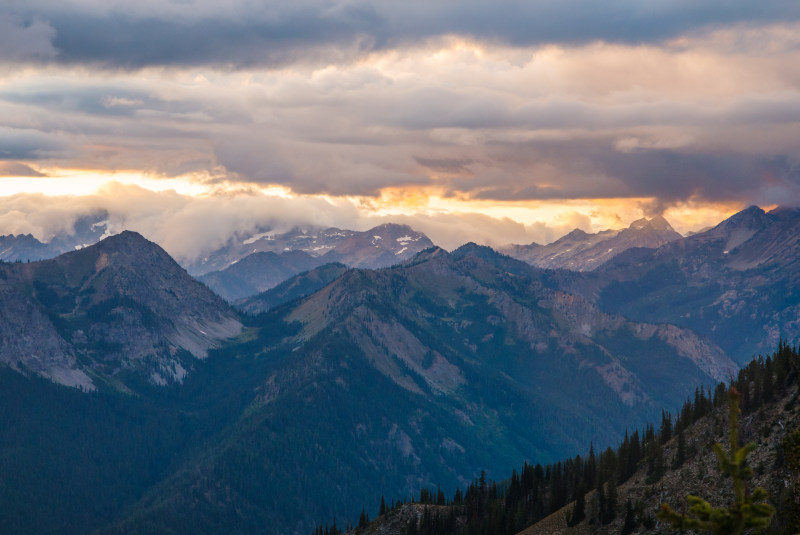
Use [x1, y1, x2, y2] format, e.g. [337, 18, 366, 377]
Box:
[2, 2, 800, 213]
[4, 62, 800, 207]
[0, 14, 56, 62]
[4, 1, 800, 67]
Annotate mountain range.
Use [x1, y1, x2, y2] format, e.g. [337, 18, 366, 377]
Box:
[188, 223, 433, 275]
[577, 205, 800, 364]
[0, 211, 111, 262]
[1, 206, 800, 533]
[500, 216, 681, 271]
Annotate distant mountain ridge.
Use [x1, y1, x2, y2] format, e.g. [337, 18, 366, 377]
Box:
[0, 212, 110, 262]
[580, 205, 800, 364]
[186, 222, 433, 277]
[194, 223, 434, 300]
[236, 261, 349, 314]
[198, 250, 325, 301]
[501, 216, 682, 271]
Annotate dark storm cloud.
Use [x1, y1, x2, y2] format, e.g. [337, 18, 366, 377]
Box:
[0, 14, 56, 62]
[465, 137, 800, 208]
[414, 157, 474, 175]
[35, 9, 386, 69]
[0, 128, 67, 160]
[7, 1, 800, 68]
[0, 85, 240, 123]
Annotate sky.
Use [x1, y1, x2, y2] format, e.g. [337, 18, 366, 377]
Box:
[1, 1, 800, 260]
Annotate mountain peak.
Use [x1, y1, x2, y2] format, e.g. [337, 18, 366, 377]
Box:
[707, 205, 767, 238]
[629, 215, 676, 233]
[1, 232, 243, 388]
[452, 241, 493, 255]
[405, 246, 448, 264]
[555, 228, 592, 243]
[93, 230, 157, 253]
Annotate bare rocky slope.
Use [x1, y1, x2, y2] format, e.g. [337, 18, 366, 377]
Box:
[0, 231, 241, 390]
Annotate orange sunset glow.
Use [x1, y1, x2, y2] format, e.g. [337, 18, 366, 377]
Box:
[1, 4, 799, 258]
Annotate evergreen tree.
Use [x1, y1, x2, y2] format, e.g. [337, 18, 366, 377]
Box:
[660, 410, 673, 444]
[672, 426, 687, 469]
[621, 498, 637, 535]
[603, 477, 618, 524]
[782, 428, 800, 533]
[585, 443, 597, 490]
[567, 480, 586, 526]
[658, 387, 774, 534]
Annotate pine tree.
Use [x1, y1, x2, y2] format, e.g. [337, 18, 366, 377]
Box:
[622, 498, 637, 535]
[782, 428, 800, 533]
[358, 508, 369, 529]
[604, 477, 618, 524]
[568, 480, 586, 526]
[658, 387, 774, 534]
[672, 426, 687, 469]
[585, 443, 597, 489]
[660, 410, 673, 444]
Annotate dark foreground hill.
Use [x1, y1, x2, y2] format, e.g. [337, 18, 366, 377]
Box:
[333, 342, 800, 535]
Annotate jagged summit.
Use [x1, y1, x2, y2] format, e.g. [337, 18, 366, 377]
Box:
[554, 228, 593, 244]
[501, 216, 681, 271]
[630, 214, 675, 232]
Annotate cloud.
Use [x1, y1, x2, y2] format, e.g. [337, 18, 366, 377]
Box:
[0, 162, 46, 177]
[1, 18, 800, 213]
[0, 127, 69, 160]
[414, 157, 474, 176]
[0, 184, 623, 260]
[0, 14, 56, 62]
[4, 1, 800, 69]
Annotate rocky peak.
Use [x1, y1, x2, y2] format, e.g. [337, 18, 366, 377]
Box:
[554, 228, 593, 244]
[629, 215, 676, 233]
[0, 231, 242, 390]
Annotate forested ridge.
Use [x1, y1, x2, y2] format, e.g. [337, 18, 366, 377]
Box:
[319, 342, 800, 535]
